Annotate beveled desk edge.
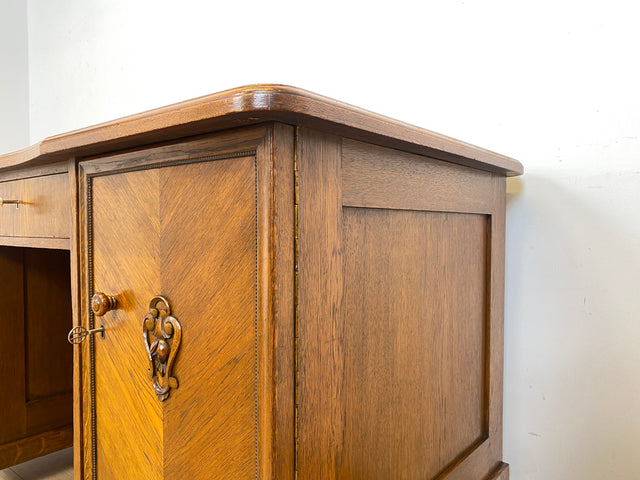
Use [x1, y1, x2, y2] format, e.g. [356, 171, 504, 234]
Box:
[0, 85, 523, 176]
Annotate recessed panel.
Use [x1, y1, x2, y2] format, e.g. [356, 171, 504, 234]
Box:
[341, 207, 489, 479]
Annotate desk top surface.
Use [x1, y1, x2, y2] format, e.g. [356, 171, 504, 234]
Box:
[0, 84, 523, 176]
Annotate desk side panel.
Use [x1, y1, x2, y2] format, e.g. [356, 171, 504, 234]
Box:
[297, 134, 507, 479]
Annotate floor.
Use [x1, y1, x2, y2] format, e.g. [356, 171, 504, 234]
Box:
[0, 449, 73, 480]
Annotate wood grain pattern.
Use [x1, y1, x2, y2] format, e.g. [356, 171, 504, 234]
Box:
[0, 427, 73, 471]
[67, 156, 84, 480]
[0, 173, 71, 240]
[0, 247, 26, 447]
[0, 86, 519, 479]
[0, 247, 73, 470]
[342, 138, 495, 214]
[341, 208, 488, 479]
[160, 157, 257, 480]
[296, 128, 345, 479]
[0, 237, 70, 249]
[0, 85, 523, 177]
[80, 129, 264, 479]
[255, 124, 296, 480]
[297, 133, 508, 479]
[23, 249, 73, 401]
[0, 161, 68, 183]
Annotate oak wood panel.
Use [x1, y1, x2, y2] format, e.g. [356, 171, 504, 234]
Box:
[255, 124, 296, 480]
[341, 208, 489, 480]
[83, 150, 260, 479]
[68, 156, 84, 480]
[0, 173, 71, 239]
[0, 426, 73, 471]
[297, 129, 508, 479]
[0, 247, 73, 469]
[443, 176, 506, 480]
[160, 157, 257, 480]
[342, 138, 495, 214]
[79, 126, 270, 480]
[296, 128, 345, 479]
[81, 126, 268, 174]
[0, 248, 26, 446]
[23, 249, 73, 401]
[0, 86, 518, 478]
[25, 394, 73, 438]
[0, 85, 523, 177]
[0, 237, 70, 249]
[0, 162, 68, 183]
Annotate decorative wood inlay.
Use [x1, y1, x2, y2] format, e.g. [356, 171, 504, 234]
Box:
[143, 296, 182, 402]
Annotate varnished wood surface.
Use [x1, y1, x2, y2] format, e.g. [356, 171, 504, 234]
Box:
[0, 85, 523, 176]
[0, 247, 25, 448]
[0, 427, 73, 471]
[23, 249, 73, 401]
[0, 85, 518, 479]
[297, 133, 508, 479]
[0, 173, 71, 241]
[342, 138, 496, 214]
[0, 248, 73, 470]
[254, 124, 296, 479]
[80, 130, 268, 479]
[341, 208, 488, 479]
[296, 128, 345, 479]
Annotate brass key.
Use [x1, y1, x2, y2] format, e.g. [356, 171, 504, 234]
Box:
[68, 325, 105, 344]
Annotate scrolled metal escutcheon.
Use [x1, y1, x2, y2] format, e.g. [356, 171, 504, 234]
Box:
[143, 296, 182, 402]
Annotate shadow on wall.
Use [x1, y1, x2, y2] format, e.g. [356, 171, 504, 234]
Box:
[503, 173, 640, 479]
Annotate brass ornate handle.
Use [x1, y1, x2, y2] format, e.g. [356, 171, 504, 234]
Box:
[143, 296, 182, 402]
[0, 197, 21, 208]
[91, 292, 118, 316]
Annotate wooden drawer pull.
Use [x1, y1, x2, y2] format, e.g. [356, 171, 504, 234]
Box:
[143, 296, 182, 402]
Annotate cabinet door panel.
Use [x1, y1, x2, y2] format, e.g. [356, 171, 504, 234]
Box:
[87, 156, 257, 479]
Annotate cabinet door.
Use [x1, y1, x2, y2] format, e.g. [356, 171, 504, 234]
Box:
[81, 151, 258, 479]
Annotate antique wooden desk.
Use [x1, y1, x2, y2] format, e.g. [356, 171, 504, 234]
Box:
[0, 85, 523, 479]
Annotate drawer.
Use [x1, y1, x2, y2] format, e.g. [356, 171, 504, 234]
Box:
[0, 173, 71, 240]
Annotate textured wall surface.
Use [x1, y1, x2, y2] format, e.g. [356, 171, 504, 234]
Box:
[0, 0, 28, 152]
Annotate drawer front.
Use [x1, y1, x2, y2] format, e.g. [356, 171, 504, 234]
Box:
[0, 174, 71, 239]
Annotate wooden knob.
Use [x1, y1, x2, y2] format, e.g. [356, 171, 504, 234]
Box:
[91, 292, 117, 316]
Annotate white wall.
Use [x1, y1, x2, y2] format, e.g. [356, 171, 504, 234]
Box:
[7, 0, 640, 478]
[0, 0, 28, 152]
